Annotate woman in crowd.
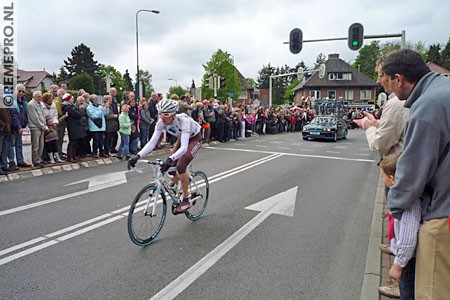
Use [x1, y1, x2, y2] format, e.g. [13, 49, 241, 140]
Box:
[61, 93, 86, 163]
[87, 94, 109, 158]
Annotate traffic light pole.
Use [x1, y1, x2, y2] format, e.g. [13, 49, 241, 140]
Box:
[269, 71, 304, 107]
[284, 31, 406, 48]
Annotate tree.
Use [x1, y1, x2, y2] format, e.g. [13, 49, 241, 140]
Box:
[123, 69, 134, 91]
[64, 43, 99, 77]
[440, 38, 450, 70]
[425, 44, 441, 64]
[135, 69, 154, 98]
[283, 79, 300, 103]
[166, 86, 188, 99]
[68, 73, 95, 94]
[256, 63, 276, 89]
[201, 49, 242, 102]
[99, 64, 127, 99]
[56, 66, 69, 84]
[354, 41, 382, 80]
[313, 53, 327, 69]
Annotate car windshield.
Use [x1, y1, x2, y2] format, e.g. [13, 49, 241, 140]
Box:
[311, 117, 336, 126]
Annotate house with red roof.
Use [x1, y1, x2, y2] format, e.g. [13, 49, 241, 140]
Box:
[17, 69, 55, 92]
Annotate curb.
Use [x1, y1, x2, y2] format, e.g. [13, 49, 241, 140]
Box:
[360, 171, 384, 300]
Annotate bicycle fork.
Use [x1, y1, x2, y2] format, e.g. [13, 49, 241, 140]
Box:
[144, 185, 163, 217]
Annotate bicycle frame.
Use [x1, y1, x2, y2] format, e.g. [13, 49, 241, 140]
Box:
[138, 160, 201, 217]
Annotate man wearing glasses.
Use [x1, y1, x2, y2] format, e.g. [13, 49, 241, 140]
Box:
[7, 84, 32, 170]
[128, 98, 202, 214]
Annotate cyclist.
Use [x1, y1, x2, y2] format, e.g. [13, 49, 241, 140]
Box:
[128, 99, 202, 214]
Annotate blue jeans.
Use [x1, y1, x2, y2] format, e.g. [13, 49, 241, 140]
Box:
[130, 136, 139, 153]
[400, 257, 415, 300]
[139, 128, 149, 148]
[8, 132, 25, 165]
[118, 133, 130, 158]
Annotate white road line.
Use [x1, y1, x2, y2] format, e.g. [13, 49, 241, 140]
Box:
[207, 147, 375, 163]
[326, 151, 341, 154]
[355, 153, 371, 156]
[277, 147, 290, 150]
[0, 182, 118, 217]
[254, 145, 267, 148]
[0, 216, 123, 266]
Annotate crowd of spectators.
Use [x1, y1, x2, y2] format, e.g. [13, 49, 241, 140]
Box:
[1, 81, 374, 176]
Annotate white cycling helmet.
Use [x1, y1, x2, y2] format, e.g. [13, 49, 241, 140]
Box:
[157, 99, 178, 114]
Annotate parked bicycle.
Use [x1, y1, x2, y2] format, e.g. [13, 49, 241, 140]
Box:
[127, 159, 209, 246]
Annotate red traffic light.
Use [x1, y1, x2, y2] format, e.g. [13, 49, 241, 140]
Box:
[289, 28, 303, 54]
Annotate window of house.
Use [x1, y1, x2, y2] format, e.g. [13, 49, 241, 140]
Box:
[310, 90, 320, 100]
[343, 73, 352, 80]
[360, 90, 372, 100]
[328, 72, 352, 80]
[328, 90, 336, 99]
[345, 90, 354, 100]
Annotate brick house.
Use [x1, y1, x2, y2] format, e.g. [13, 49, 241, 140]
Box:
[292, 53, 378, 107]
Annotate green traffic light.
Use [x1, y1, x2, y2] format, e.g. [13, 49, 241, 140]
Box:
[352, 41, 359, 46]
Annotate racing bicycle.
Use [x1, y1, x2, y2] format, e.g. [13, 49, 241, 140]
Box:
[127, 159, 209, 246]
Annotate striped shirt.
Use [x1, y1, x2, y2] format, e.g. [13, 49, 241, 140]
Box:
[392, 199, 421, 268]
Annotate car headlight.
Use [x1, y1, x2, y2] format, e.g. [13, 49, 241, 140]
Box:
[303, 127, 308, 131]
[325, 128, 331, 132]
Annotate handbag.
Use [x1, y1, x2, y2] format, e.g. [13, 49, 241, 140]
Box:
[201, 122, 210, 130]
[92, 118, 103, 128]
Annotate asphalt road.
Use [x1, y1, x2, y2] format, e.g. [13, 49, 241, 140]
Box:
[0, 129, 380, 300]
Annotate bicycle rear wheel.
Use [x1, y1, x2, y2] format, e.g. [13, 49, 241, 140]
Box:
[128, 183, 167, 246]
[185, 170, 209, 221]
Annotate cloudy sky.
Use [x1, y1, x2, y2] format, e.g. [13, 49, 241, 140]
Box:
[15, 0, 450, 96]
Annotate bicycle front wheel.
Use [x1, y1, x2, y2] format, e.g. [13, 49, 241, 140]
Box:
[128, 183, 167, 246]
[185, 170, 209, 221]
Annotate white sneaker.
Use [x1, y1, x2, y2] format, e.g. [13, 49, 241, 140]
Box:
[378, 284, 400, 298]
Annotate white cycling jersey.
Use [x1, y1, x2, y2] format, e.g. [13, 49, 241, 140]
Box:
[156, 113, 201, 138]
[138, 113, 201, 161]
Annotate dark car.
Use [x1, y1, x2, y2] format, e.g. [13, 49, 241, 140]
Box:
[302, 115, 348, 141]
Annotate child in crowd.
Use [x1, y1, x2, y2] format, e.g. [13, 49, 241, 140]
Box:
[44, 116, 62, 163]
[379, 153, 421, 300]
[117, 104, 131, 160]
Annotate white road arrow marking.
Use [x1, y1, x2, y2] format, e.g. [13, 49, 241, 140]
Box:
[0, 171, 128, 216]
[150, 186, 298, 300]
[65, 170, 128, 189]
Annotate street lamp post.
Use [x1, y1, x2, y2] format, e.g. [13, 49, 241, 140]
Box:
[168, 78, 178, 87]
[136, 9, 159, 99]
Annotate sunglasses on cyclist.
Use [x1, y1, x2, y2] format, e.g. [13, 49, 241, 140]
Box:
[159, 112, 174, 118]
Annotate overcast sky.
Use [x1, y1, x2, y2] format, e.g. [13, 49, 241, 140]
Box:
[16, 0, 450, 96]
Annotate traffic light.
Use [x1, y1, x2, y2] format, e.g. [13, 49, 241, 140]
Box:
[219, 76, 226, 89]
[289, 28, 303, 54]
[348, 23, 364, 51]
[205, 76, 213, 89]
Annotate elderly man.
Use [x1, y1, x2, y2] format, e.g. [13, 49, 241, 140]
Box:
[7, 84, 32, 170]
[27, 91, 48, 167]
[384, 49, 450, 300]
